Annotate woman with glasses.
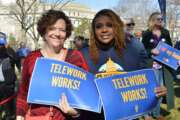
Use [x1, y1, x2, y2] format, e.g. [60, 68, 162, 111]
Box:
[142, 12, 174, 120]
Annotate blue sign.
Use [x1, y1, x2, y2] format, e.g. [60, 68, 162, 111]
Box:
[152, 41, 180, 70]
[95, 69, 158, 120]
[27, 57, 101, 113]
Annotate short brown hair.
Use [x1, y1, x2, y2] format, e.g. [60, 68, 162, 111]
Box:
[37, 9, 73, 38]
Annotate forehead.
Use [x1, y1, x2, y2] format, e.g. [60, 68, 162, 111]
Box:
[51, 19, 66, 27]
[153, 14, 161, 19]
[95, 15, 112, 23]
[126, 19, 134, 24]
[156, 14, 162, 18]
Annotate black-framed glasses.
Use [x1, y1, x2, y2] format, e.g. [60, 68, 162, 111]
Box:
[126, 23, 135, 26]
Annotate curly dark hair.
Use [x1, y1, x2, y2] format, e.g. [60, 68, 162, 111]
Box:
[37, 9, 73, 38]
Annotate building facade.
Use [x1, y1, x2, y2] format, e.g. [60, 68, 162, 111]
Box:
[0, 1, 96, 50]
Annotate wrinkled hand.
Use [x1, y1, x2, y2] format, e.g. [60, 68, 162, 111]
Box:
[16, 116, 24, 120]
[151, 48, 160, 56]
[155, 86, 167, 98]
[59, 93, 79, 117]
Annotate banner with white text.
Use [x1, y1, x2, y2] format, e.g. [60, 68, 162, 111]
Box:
[95, 69, 158, 120]
[27, 57, 101, 113]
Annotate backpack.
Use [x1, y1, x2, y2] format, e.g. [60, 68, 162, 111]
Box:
[0, 57, 16, 99]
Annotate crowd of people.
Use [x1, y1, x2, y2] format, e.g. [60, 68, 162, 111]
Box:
[0, 8, 180, 120]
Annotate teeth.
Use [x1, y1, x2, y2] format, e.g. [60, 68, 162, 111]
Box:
[102, 36, 109, 39]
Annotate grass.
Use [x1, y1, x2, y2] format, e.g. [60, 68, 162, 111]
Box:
[162, 82, 180, 120]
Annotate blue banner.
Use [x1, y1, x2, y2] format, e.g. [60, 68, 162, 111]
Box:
[95, 69, 158, 120]
[152, 41, 180, 70]
[27, 58, 101, 113]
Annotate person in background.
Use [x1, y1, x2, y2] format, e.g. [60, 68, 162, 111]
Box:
[73, 35, 85, 50]
[174, 41, 180, 82]
[125, 18, 135, 39]
[16, 42, 31, 67]
[142, 12, 174, 120]
[16, 9, 88, 120]
[135, 31, 143, 42]
[0, 32, 20, 120]
[80, 9, 167, 120]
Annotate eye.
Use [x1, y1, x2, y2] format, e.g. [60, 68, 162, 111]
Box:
[95, 23, 103, 29]
[48, 27, 66, 32]
[58, 29, 66, 32]
[106, 23, 113, 28]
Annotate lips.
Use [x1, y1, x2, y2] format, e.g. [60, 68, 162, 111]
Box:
[101, 35, 111, 39]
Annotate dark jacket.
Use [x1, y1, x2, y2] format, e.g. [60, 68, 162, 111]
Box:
[80, 37, 148, 120]
[142, 28, 172, 57]
[142, 28, 174, 110]
[81, 37, 148, 74]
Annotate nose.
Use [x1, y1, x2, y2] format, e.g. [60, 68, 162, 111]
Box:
[102, 26, 108, 32]
[54, 29, 64, 37]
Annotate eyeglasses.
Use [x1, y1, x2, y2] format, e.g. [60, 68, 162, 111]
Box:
[126, 23, 135, 26]
[156, 18, 163, 21]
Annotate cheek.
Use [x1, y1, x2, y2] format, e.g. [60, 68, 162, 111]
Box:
[95, 30, 100, 37]
[62, 32, 67, 38]
[44, 31, 52, 38]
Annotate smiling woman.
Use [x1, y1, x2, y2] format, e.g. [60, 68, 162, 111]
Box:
[16, 9, 89, 120]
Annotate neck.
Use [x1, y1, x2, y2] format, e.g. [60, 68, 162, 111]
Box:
[43, 44, 63, 54]
[41, 44, 65, 60]
[153, 25, 162, 30]
[96, 39, 115, 51]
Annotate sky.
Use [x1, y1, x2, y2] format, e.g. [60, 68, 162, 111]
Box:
[0, 0, 119, 11]
[0, 0, 160, 12]
[73, 0, 119, 11]
[0, 0, 15, 4]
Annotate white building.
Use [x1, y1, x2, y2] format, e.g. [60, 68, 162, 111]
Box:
[0, 1, 96, 49]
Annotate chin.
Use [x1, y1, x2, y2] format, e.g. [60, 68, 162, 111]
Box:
[103, 40, 113, 44]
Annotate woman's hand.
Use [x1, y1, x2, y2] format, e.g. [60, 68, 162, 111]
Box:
[154, 86, 167, 98]
[59, 93, 80, 118]
[178, 61, 180, 66]
[151, 48, 160, 56]
[16, 116, 24, 120]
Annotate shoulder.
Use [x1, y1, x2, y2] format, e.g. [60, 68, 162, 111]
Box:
[129, 37, 145, 49]
[66, 49, 89, 71]
[25, 50, 41, 59]
[161, 28, 170, 35]
[66, 49, 85, 63]
[80, 47, 89, 55]
[142, 29, 152, 37]
[66, 49, 83, 58]
[24, 50, 41, 64]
